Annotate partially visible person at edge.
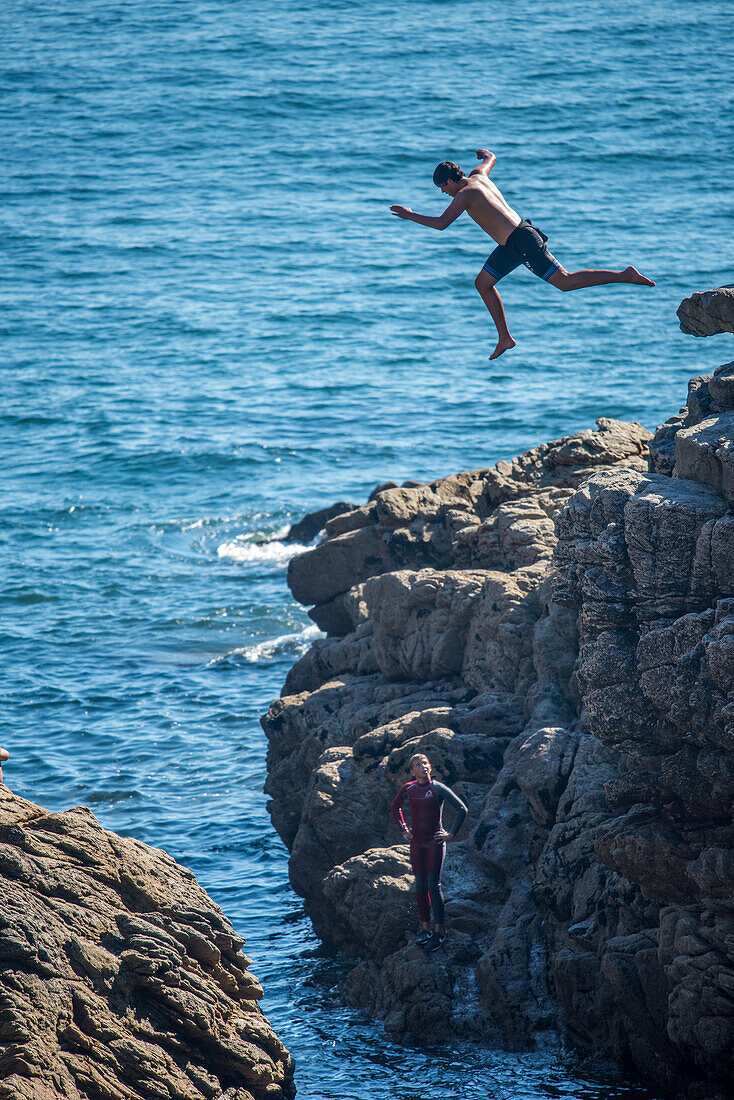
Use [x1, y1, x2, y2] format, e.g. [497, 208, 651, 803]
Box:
[391, 753, 468, 951]
[0, 746, 9, 785]
[390, 148, 655, 360]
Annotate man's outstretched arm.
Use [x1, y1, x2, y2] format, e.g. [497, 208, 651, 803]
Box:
[469, 148, 496, 177]
[390, 191, 468, 230]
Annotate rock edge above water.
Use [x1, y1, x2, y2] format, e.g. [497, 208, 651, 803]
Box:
[678, 286, 734, 338]
[264, 295, 734, 1100]
[0, 787, 295, 1100]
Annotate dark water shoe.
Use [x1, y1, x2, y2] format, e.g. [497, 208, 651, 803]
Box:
[425, 930, 447, 952]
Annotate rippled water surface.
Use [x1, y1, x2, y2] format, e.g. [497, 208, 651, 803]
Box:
[4, 1, 733, 1095]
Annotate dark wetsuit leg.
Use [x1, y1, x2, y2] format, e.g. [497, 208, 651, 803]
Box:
[410, 843, 431, 923]
[424, 842, 446, 924]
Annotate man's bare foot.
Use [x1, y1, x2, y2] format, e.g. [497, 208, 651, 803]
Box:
[625, 266, 655, 287]
[489, 336, 516, 360]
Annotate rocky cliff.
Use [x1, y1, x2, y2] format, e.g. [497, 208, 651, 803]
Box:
[263, 289, 734, 1099]
[0, 786, 295, 1100]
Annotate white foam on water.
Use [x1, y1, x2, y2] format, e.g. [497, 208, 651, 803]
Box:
[207, 624, 322, 666]
[216, 535, 309, 566]
[216, 525, 323, 567]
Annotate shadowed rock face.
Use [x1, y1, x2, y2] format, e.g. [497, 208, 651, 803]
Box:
[263, 313, 734, 1100]
[0, 788, 295, 1100]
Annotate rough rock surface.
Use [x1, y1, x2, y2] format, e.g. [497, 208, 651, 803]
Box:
[264, 302, 734, 1100]
[0, 787, 295, 1100]
[677, 287, 734, 338]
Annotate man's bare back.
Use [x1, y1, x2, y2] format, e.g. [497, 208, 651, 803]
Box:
[390, 148, 654, 360]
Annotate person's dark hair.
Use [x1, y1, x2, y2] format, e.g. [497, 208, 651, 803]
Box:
[433, 161, 465, 186]
[409, 753, 430, 768]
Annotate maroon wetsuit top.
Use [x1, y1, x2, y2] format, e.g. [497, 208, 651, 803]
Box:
[390, 780, 467, 846]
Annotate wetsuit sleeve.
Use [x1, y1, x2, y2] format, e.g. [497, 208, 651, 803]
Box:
[390, 784, 410, 830]
[433, 782, 468, 836]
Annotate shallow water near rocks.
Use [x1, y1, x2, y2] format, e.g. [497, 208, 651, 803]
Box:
[4, 0, 732, 1095]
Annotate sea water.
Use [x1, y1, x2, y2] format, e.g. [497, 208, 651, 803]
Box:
[3, 1, 733, 1096]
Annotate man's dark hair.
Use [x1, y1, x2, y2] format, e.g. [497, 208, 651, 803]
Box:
[433, 161, 465, 186]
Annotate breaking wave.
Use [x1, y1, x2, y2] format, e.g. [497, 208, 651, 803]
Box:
[206, 624, 322, 667]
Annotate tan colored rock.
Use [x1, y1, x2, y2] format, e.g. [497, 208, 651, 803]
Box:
[461, 564, 547, 695]
[286, 420, 650, 635]
[624, 473, 729, 600]
[649, 359, 734, 476]
[287, 524, 392, 607]
[479, 418, 651, 510]
[321, 846, 414, 958]
[453, 487, 571, 572]
[373, 480, 471, 529]
[263, 676, 473, 848]
[364, 568, 488, 681]
[0, 788, 294, 1100]
[285, 499, 357, 543]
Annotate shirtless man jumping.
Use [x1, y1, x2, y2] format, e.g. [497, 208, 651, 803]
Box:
[390, 149, 655, 359]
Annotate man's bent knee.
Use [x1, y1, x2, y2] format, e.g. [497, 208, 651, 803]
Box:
[475, 269, 498, 292]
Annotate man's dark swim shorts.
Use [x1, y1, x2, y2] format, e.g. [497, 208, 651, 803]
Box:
[482, 220, 560, 283]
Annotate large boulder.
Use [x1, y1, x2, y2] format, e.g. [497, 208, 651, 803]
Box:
[677, 287, 734, 337]
[0, 787, 295, 1100]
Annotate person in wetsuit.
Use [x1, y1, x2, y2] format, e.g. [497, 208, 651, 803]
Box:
[391, 752, 468, 951]
[390, 148, 655, 360]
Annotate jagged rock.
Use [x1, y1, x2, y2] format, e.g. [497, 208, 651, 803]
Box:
[677, 287, 734, 337]
[328, 846, 489, 1041]
[461, 564, 547, 695]
[649, 361, 734, 477]
[323, 501, 377, 538]
[675, 412, 734, 503]
[287, 524, 393, 607]
[365, 568, 488, 681]
[320, 846, 415, 957]
[285, 499, 357, 543]
[284, 621, 378, 695]
[660, 904, 734, 1075]
[265, 345, 734, 1099]
[452, 487, 570, 571]
[0, 787, 295, 1100]
[287, 419, 651, 634]
[708, 360, 734, 410]
[263, 676, 473, 848]
[477, 418, 651, 511]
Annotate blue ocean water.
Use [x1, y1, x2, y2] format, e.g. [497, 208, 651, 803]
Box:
[3, 1, 733, 1095]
